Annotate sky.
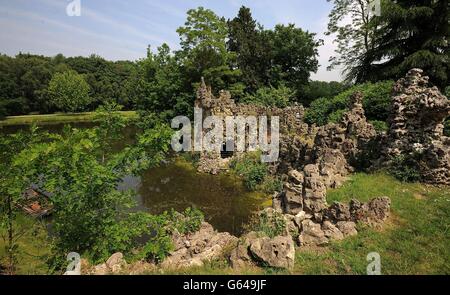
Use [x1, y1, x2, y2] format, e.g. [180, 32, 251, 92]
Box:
[0, 0, 342, 81]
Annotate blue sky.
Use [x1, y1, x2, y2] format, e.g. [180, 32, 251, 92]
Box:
[0, 0, 341, 81]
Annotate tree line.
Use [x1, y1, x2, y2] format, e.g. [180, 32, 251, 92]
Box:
[0, 2, 448, 120]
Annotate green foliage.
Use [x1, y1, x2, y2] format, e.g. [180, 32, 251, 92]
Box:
[11, 107, 172, 265]
[266, 24, 322, 92]
[327, 0, 449, 87]
[177, 7, 241, 94]
[227, 6, 271, 92]
[138, 207, 204, 263]
[305, 81, 394, 125]
[299, 80, 348, 106]
[370, 120, 389, 133]
[168, 207, 204, 235]
[229, 152, 281, 193]
[389, 155, 421, 183]
[230, 152, 268, 191]
[245, 210, 286, 239]
[130, 44, 193, 119]
[0, 53, 137, 117]
[0, 128, 41, 274]
[241, 84, 294, 108]
[47, 70, 91, 112]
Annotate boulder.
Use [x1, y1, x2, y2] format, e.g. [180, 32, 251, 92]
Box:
[105, 252, 127, 274]
[323, 202, 351, 222]
[350, 197, 391, 227]
[229, 232, 259, 269]
[161, 222, 238, 270]
[249, 235, 295, 269]
[336, 221, 358, 237]
[322, 221, 344, 241]
[298, 219, 328, 246]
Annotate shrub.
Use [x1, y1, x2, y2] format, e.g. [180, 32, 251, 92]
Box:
[47, 70, 91, 113]
[241, 84, 294, 108]
[305, 81, 394, 126]
[168, 207, 204, 235]
[138, 207, 204, 263]
[230, 152, 283, 193]
[245, 209, 286, 238]
[370, 120, 389, 133]
[389, 155, 421, 183]
[230, 152, 268, 191]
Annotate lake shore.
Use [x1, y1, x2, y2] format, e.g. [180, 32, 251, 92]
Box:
[0, 111, 138, 126]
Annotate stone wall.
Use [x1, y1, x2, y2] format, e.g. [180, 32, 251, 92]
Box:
[194, 77, 306, 174]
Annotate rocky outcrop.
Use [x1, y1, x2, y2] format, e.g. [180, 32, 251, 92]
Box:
[298, 219, 328, 246]
[249, 235, 295, 269]
[194, 79, 306, 174]
[383, 69, 450, 185]
[274, 92, 377, 216]
[230, 231, 295, 270]
[160, 222, 238, 270]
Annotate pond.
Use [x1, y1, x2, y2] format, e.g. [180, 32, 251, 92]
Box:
[1, 123, 268, 235]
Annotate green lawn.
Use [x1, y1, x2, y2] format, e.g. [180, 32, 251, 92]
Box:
[0, 214, 51, 274]
[2, 172, 449, 275]
[144, 172, 450, 275]
[0, 111, 137, 126]
[295, 173, 450, 274]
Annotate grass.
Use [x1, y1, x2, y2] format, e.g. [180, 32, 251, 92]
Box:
[2, 172, 449, 275]
[294, 172, 450, 275]
[0, 214, 51, 274]
[0, 111, 137, 126]
[146, 172, 450, 275]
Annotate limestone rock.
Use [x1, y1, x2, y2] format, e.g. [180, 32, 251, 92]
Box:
[249, 235, 295, 269]
[161, 222, 238, 270]
[93, 263, 108, 275]
[322, 221, 344, 241]
[323, 202, 351, 222]
[229, 232, 259, 269]
[336, 221, 358, 237]
[298, 219, 328, 246]
[384, 69, 450, 185]
[350, 197, 391, 227]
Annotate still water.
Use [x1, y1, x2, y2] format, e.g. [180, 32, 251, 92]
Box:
[1, 123, 267, 235]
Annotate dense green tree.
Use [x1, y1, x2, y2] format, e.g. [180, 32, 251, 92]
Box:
[327, 0, 449, 87]
[305, 80, 394, 125]
[13, 108, 173, 265]
[129, 44, 193, 119]
[227, 6, 271, 92]
[365, 0, 449, 88]
[241, 84, 295, 108]
[0, 53, 138, 116]
[0, 54, 53, 115]
[176, 7, 243, 95]
[0, 128, 41, 274]
[47, 70, 92, 112]
[266, 24, 322, 94]
[300, 80, 348, 106]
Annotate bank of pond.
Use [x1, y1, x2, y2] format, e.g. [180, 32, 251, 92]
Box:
[1, 122, 269, 235]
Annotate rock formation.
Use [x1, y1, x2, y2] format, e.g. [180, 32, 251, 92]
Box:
[274, 91, 377, 215]
[161, 222, 238, 270]
[383, 68, 450, 185]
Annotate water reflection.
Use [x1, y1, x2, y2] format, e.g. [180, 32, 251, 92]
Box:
[2, 123, 267, 235]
